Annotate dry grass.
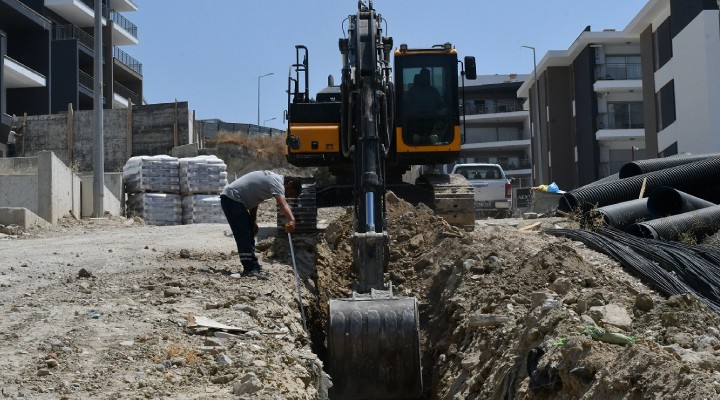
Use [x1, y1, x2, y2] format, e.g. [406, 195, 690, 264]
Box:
[154, 340, 199, 366]
[215, 131, 286, 159]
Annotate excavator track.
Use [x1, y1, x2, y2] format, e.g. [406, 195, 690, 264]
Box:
[277, 178, 317, 233]
[421, 173, 476, 231]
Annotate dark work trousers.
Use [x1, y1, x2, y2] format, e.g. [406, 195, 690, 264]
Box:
[220, 195, 260, 273]
[7, 143, 17, 157]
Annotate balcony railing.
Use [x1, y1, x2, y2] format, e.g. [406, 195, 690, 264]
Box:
[464, 129, 529, 144]
[597, 111, 644, 130]
[111, 10, 138, 37]
[464, 101, 526, 116]
[595, 63, 642, 81]
[114, 81, 140, 105]
[53, 25, 95, 50]
[78, 70, 106, 92]
[114, 47, 143, 75]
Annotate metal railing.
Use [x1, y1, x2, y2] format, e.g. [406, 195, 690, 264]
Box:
[78, 70, 106, 92]
[595, 63, 642, 81]
[464, 101, 526, 116]
[53, 25, 95, 50]
[111, 10, 138, 38]
[597, 111, 644, 130]
[114, 47, 143, 75]
[464, 129, 528, 144]
[113, 81, 140, 105]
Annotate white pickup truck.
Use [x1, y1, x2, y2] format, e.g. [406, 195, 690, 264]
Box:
[451, 163, 512, 217]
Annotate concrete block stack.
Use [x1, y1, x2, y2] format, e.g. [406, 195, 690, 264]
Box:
[123, 155, 182, 225]
[179, 155, 228, 224]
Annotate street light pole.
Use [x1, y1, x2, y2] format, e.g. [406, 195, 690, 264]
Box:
[522, 45, 543, 186]
[263, 117, 277, 136]
[257, 72, 274, 128]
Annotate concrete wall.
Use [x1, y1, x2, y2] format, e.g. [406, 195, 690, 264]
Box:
[12, 101, 192, 172]
[78, 172, 123, 218]
[37, 151, 81, 224]
[0, 152, 82, 225]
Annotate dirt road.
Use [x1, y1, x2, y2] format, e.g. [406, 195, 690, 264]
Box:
[2, 196, 720, 399]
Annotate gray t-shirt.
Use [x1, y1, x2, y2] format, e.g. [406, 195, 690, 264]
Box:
[222, 170, 285, 209]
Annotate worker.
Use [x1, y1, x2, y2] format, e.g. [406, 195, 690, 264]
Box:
[6, 126, 22, 158]
[220, 171, 302, 280]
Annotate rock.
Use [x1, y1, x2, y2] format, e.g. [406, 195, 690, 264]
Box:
[164, 287, 181, 297]
[531, 292, 553, 309]
[550, 277, 573, 296]
[216, 353, 233, 366]
[77, 268, 93, 278]
[588, 303, 633, 331]
[233, 373, 262, 395]
[179, 249, 191, 258]
[634, 293, 654, 312]
[204, 337, 223, 347]
[468, 314, 510, 328]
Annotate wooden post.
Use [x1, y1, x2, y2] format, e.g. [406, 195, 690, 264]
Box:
[67, 105, 73, 162]
[22, 113, 27, 156]
[127, 101, 133, 158]
[173, 99, 179, 147]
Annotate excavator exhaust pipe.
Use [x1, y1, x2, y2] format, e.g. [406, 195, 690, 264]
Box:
[328, 291, 423, 399]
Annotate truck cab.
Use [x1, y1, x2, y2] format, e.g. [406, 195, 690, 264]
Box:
[451, 163, 512, 217]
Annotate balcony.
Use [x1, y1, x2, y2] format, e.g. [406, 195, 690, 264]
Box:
[463, 102, 528, 124]
[78, 70, 106, 93]
[53, 24, 95, 50]
[596, 111, 644, 142]
[3, 56, 46, 88]
[45, 0, 109, 28]
[462, 128, 530, 151]
[111, 10, 138, 46]
[110, 0, 138, 12]
[594, 63, 642, 94]
[114, 47, 142, 75]
[113, 81, 139, 108]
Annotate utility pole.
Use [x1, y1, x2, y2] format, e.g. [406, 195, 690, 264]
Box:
[257, 72, 273, 128]
[522, 45, 543, 185]
[92, 0, 105, 218]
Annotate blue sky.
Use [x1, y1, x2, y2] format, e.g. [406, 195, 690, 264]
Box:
[130, 0, 648, 129]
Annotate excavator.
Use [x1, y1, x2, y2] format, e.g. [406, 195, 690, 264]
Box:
[284, 2, 476, 398]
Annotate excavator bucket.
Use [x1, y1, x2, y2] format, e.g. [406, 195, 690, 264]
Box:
[327, 293, 422, 399]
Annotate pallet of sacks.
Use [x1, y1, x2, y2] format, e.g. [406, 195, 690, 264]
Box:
[179, 155, 228, 224]
[123, 155, 182, 225]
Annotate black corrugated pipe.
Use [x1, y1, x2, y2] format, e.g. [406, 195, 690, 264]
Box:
[586, 198, 650, 230]
[557, 157, 720, 214]
[647, 186, 716, 218]
[619, 153, 720, 178]
[624, 204, 720, 241]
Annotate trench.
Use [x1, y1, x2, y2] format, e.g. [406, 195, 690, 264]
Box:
[268, 197, 481, 399]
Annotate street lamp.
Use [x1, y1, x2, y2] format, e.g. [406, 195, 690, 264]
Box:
[522, 45, 543, 185]
[263, 117, 277, 126]
[257, 72, 274, 128]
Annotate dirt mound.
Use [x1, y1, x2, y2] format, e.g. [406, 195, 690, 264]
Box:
[308, 192, 720, 399]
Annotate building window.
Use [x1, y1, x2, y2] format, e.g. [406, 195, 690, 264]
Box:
[653, 18, 673, 71]
[656, 80, 676, 131]
[603, 55, 642, 80]
[605, 102, 644, 129]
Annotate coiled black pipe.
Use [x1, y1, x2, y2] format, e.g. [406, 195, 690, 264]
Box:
[587, 198, 650, 230]
[557, 157, 720, 214]
[624, 204, 720, 241]
[619, 153, 720, 178]
[647, 186, 716, 218]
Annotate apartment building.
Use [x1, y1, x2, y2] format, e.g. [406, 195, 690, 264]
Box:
[518, 0, 720, 190]
[625, 0, 720, 158]
[517, 29, 642, 190]
[459, 74, 532, 188]
[1, 0, 141, 135]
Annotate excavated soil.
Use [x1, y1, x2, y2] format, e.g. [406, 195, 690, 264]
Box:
[2, 154, 720, 398]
